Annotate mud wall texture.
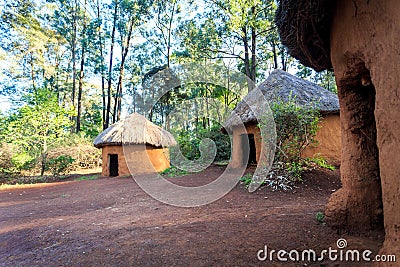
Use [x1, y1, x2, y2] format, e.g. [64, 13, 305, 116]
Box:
[230, 124, 262, 168]
[302, 114, 341, 162]
[327, 0, 400, 260]
[101, 145, 170, 176]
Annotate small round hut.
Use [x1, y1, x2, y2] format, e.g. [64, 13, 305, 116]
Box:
[223, 69, 340, 168]
[94, 113, 176, 176]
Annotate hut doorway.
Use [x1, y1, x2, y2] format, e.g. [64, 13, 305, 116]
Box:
[241, 134, 257, 166]
[109, 154, 119, 177]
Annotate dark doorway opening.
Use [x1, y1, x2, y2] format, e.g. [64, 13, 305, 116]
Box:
[241, 134, 257, 166]
[109, 154, 119, 177]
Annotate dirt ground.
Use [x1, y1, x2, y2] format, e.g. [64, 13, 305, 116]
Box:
[0, 165, 384, 266]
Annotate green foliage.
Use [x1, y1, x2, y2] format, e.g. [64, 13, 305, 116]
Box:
[285, 161, 305, 181]
[271, 96, 320, 163]
[46, 155, 75, 176]
[11, 152, 36, 171]
[240, 173, 253, 186]
[296, 64, 337, 94]
[260, 95, 320, 182]
[171, 124, 231, 162]
[160, 166, 189, 178]
[315, 212, 326, 224]
[1, 88, 75, 175]
[309, 156, 336, 171]
[74, 174, 100, 181]
[81, 101, 103, 139]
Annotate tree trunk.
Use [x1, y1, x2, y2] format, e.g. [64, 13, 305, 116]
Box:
[166, 0, 176, 68]
[272, 40, 278, 69]
[40, 138, 47, 176]
[113, 16, 135, 122]
[280, 46, 287, 71]
[250, 6, 256, 84]
[97, 0, 107, 130]
[71, 0, 78, 132]
[242, 27, 252, 92]
[30, 52, 36, 91]
[76, 0, 87, 133]
[105, 0, 119, 128]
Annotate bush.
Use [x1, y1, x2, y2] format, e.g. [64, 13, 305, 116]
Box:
[171, 124, 231, 163]
[47, 143, 101, 171]
[260, 95, 320, 181]
[12, 152, 36, 171]
[46, 155, 75, 176]
[271, 96, 320, 163]
[0, 143, 18, 175]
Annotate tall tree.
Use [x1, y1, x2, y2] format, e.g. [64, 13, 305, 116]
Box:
[76, 0, 88, 132]
[178, 0, 283, 91]
[5, 88, 73, 175]
[112, 0, 151, 123]
[143, 0, 182, 67]
[104, 0, 119, 129]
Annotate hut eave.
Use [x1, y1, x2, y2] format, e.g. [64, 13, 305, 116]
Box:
[275, 0, 336, 71]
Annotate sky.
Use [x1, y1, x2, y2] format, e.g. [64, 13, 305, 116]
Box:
[0, 96, 11, 112]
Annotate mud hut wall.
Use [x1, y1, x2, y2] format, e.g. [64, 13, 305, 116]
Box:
[101, 146, 128, 176]
[328, 0, 400, 255]
[101, 145, 170, 176]
[302, 114, 341, 162]
[230, 124, 262, 168]
[145, 146, 170, 173]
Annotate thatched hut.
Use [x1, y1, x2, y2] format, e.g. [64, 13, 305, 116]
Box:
[223, 69, 340, 168]
[275, 0, 400, 258]
[94, 113, 176, 176]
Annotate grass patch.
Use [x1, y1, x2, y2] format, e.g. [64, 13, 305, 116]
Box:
[74, 174, 99, 181]
[308, 156, 335, 171]
[160, 166, 189, 178]
[315, 211, 326, 225]
[214, 160, 229, 166]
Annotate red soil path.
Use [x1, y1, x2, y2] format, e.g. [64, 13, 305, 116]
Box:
[0, 166, 384, 266]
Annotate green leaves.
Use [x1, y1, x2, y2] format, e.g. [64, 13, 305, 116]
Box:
[260, 94, 320, 181]
[5, 88, 74, 166]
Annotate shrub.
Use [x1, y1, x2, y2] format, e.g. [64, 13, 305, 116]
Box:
[47, 143, 101, 171]
[11, 152, 36, 172]
[171, 124, 231, 163]
[260, 95, 320, 182]
[270, 96, 320, 163]
[0, 143, 18, 175]
[308, 156, 335, 171]
[46, 155, 75, 176]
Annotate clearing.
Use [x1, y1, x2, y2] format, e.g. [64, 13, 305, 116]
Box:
[0, 165, 383, 266]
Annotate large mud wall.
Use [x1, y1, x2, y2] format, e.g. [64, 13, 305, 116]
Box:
[101, 145, 170, 176]
[328, 0, 400, 260]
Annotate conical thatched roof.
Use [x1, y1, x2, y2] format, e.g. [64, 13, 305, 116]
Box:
[93, 113, 177, 148]
[223, 69, 339, 132]
[275, 0, 335, 71]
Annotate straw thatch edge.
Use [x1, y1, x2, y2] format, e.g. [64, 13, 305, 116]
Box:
[222, 69, 339, 133]
[93, 113, 177, 148]
[275, 0, 335, 71]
